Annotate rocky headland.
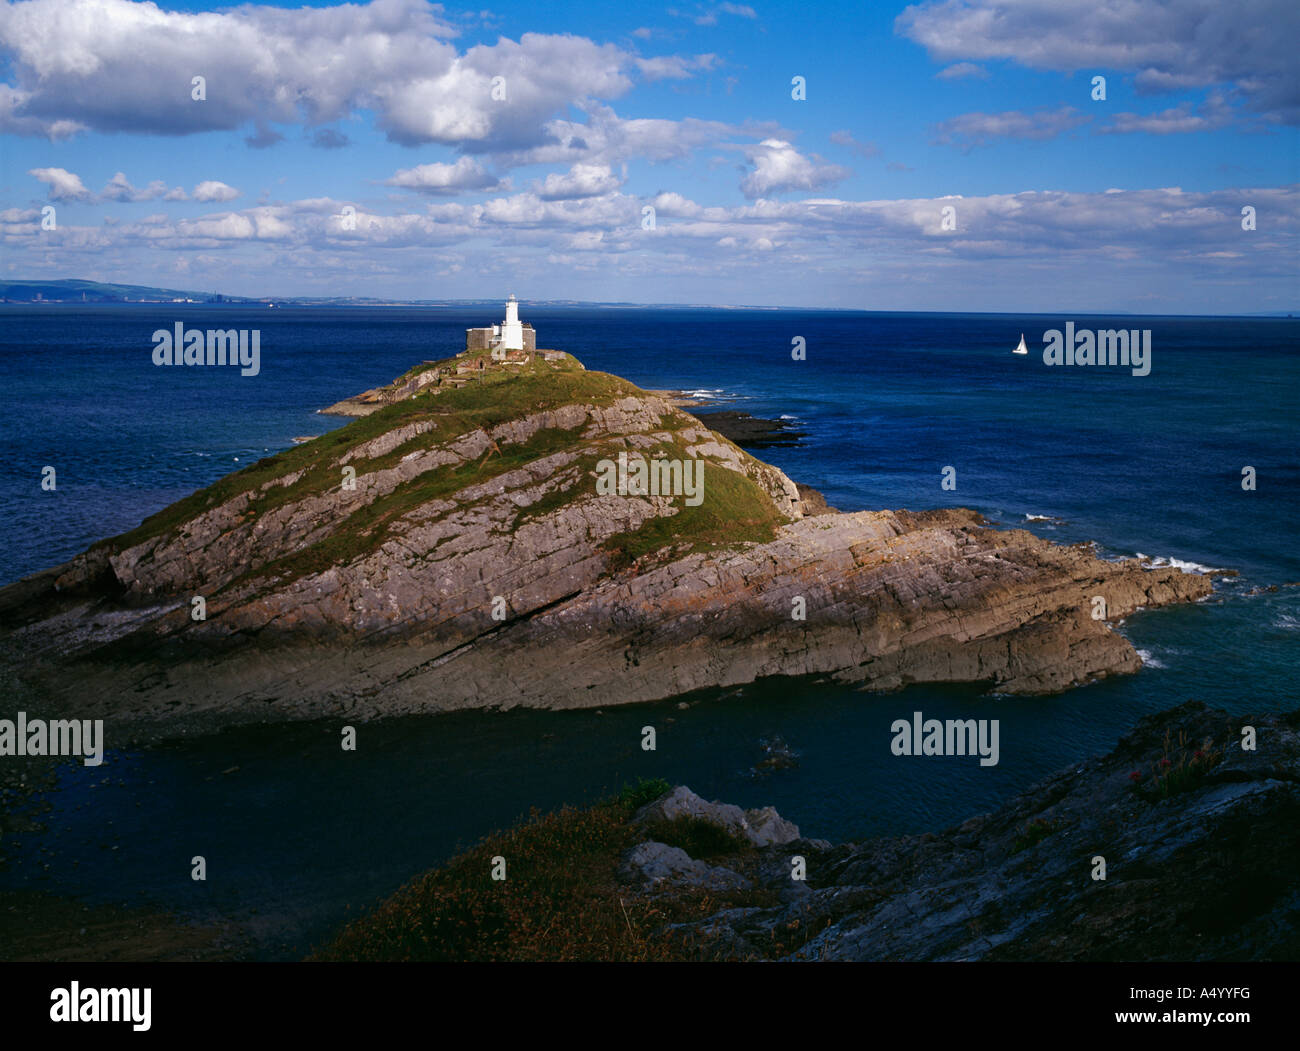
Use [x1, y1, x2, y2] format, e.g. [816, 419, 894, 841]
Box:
[318, 702, 1300, 961]
[0, 348, 1212, 737]
[633, 702, 1300, 961]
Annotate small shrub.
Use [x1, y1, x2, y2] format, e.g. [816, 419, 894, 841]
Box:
[618, 777, 671, 811]
[641, 817, 752, 860]
[312, 802, 650, 961]
[1132, 729, 1223, 801]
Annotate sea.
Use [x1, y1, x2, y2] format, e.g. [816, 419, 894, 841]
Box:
[1, 304, 1297, 957]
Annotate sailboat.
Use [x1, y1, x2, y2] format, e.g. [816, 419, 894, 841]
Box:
[1012, 333, 1028, 355]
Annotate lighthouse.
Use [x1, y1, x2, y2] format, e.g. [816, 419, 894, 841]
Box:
[464, 296, 536, 356]
[500, 293, 524, 352]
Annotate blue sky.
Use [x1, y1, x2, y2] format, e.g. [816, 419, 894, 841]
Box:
[1, 0, 1296, 310]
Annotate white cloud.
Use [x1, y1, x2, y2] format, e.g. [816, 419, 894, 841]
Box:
[1099, 93, 1234, 135]
[534, 163, 622, 200]
[936, 62, 989, 80]
[28, 167, 89, 200]
[933, 107, 1091, 148]
[385, 157, 503, 195]
[490, 102, 764, 170]
[897, 0, 1300, 125]
[100, 172, 173, 202]
[739, 139, 851, 198]
[192, 181, 241, 203]
[0, 0, 675, 149]
[9, 184, 1295, 311]
[634, 53, 718, 81]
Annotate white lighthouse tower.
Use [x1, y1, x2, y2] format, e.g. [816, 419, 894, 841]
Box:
[500, 293, 524, 351]
[464, 295, 535, 356]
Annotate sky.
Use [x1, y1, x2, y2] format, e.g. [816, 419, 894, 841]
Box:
[1, 0, 1297, 311]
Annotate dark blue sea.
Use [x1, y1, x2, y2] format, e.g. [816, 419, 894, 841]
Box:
[1, 305, 1297, 956]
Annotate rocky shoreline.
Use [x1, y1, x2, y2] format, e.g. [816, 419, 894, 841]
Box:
[686, 409, 807, 449]
[625, 702, 1300, 961]
[314, 701, 1300, 961]
[0, 349, 1214, 737]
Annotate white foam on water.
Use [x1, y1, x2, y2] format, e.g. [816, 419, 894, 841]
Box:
[1135, 649, 1167, 669]
[1134, 552, 1226, 575]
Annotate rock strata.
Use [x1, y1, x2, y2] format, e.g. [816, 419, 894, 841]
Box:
[0, 351, 1214, 733]
[642, 704, 1300, 961]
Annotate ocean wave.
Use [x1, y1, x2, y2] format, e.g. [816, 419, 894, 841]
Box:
[1136, 649, 1167, 669]
[1134, 552, 1228, 575]
[1024, 514, 1053, 521]
[1275, 614, 1300, 631]
[681, 388, 725, 399]
[779, 413, 799, 420]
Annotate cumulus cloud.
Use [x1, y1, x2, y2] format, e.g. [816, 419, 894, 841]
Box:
[533, 163, 623, 200]
[28, 167, 90, 200]
[8, 185, 1295, 312]
[739, 139, 851, 198]
[896, 0, 1300, 125]
[0, 0, 705, 148]
[385, 157, 504, 195]
[192, 181, 241, 203]
[492, 102, 761, 170]
[0, 84, 84, 138]
[933, 106, 1091, 148]
[99, 172, 173, 202]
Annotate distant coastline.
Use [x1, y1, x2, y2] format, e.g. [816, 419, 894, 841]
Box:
[3, 280, 1295, 316]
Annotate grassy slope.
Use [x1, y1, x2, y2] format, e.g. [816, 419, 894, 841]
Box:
[92, 350, 791, 589]
[310, 782, 825, 962]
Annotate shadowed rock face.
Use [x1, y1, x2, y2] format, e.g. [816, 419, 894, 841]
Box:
[0, 352, 1211, 734]
[651, 704, 1300, 962]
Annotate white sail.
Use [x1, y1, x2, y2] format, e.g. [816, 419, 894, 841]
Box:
[1013, 333, 1028, 354]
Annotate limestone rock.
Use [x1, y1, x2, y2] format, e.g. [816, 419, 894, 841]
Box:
[634, 786, 749, 836]
[743, 806, 801, 847]
[0, 352, 1216, 735]
[655, 704, 1300, 962]
[634, 786, 801, 847]
[620, 841, 749, 891]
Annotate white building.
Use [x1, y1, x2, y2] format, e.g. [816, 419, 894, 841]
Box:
[500, 294, 524, 351]
[465, 295, 536, 355]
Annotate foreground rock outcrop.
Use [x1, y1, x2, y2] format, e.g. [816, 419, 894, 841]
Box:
[0, 350, 1211, 733]
[631, 704, 1300, 961]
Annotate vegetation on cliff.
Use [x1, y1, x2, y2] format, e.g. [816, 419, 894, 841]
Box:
[312, 779, 796, 963]
[314, 704, 1300, 963]
[89, 349, 792, 592]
